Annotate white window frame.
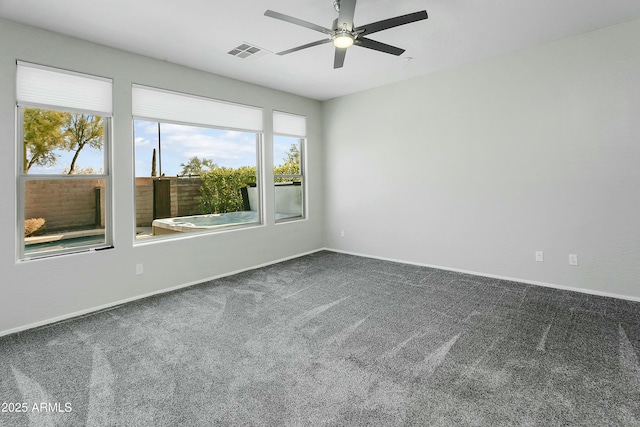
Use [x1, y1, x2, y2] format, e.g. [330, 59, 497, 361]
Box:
[132, 85, 265, 241]
[272, 111, 306, 223]
[16, 62, 113, 260]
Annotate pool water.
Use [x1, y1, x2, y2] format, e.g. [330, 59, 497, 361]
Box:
[24, 234, 106, 254]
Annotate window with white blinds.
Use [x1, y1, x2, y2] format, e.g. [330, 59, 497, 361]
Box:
[273, 111, 306, 222]
[132, 85, 262, 132]
[17, 62, 113, 260]
[132, 85, 264, 241]
[17, 61, 112, 114]
[273, 111, 306, 137]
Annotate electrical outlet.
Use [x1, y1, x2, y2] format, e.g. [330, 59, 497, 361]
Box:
[340, 229, 345, 238]
[136, 263, 144, 275]
[569, 254, 578, 266]
[535, 251, 544, 262]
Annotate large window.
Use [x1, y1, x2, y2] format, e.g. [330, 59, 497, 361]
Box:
[132, 85, 263, 240]
[17, 62, 112, 259]
[273, 111, 306, 222]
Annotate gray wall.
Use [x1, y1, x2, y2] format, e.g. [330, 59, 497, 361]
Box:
[0, 18, 324, 335]
[323, 18, 640, 300]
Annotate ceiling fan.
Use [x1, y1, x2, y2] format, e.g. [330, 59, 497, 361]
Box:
[264, 0, 428, 69]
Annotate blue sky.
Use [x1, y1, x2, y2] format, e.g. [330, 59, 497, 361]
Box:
[134, 121, 260, 177]
[134, 121, 299, 177]
[28, 121, 298, 175]
[28, 145, 104, 175]
[273, 135, 299, 168]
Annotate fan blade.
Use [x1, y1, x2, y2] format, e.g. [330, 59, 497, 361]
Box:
[277, 39, 331, 56]
[336, 0, 357, 31]
[265, 10, 332, 35]
[355, 10, 428, 36]
[354, 37, 405, 56]
[334, 48, 347, 69]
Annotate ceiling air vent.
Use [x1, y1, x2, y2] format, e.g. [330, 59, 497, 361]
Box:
[228, 43, 269, 60]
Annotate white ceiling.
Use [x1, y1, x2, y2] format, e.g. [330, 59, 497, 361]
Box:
[2, 0, 640, 101]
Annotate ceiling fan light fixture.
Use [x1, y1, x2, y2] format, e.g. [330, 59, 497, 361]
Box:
[264, 3, 429, 68]
[333, 32, 354, 49]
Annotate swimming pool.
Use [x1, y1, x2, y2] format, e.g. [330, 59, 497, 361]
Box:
[24, 231, 106, 254]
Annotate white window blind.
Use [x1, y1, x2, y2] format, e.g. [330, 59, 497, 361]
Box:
[132, 85, 263, 132]
[273, 111, 306, 137]
[16, 62, 112, 115]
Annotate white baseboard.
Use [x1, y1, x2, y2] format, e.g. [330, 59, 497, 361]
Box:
[322, 247, 640, 303]
[0, 248, 325, 338]
[4, 246, 637, 338]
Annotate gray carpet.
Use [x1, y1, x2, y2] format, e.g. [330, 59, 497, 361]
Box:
[1, 251, 639, 426]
